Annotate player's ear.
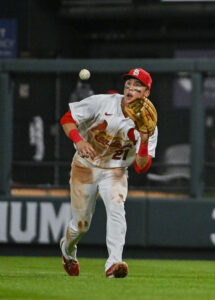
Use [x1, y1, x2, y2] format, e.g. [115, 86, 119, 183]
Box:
[145, 89, 150, 98]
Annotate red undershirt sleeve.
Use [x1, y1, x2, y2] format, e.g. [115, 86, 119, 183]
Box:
[60, 110, 76, 126]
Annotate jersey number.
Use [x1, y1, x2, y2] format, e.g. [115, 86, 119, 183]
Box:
[112, 149, 129, 160]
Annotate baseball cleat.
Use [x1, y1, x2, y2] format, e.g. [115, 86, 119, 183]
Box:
[62, 255, 79, 276]
[106, 262, 128, 278]
[60, 237, 79, 276]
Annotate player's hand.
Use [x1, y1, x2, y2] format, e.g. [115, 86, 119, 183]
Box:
[125, 97, 157, 137]
[76, 140, 97, 160]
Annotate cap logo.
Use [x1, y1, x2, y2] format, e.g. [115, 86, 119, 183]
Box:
[133, 69, 139, 76]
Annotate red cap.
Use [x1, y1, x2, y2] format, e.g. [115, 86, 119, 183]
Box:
[123, 68, 152, 90]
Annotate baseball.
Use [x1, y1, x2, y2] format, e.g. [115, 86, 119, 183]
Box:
[79, 69, 91, 80]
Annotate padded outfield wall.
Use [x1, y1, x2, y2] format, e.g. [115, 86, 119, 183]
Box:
[1, 196, 215, 249]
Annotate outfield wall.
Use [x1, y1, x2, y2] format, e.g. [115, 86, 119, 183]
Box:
[1, 196, 215, 249]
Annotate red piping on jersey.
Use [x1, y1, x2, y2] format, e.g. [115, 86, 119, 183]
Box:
[134, 155, 152, 174]
[60, 110, 76, 125]
[127, 128, 136, 145]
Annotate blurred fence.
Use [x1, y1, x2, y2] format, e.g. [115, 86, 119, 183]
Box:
[0, 59, 215, 197]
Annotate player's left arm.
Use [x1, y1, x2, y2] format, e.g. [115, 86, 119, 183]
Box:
[134, 132, 152, 174]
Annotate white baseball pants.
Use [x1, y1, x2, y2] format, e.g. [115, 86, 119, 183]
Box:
[62, 155, 128, 271]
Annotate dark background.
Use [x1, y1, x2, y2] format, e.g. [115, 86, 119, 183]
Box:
[1, 0, 215, 59]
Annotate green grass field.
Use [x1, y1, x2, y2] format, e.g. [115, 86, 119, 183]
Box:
[0, 256, 215, 300]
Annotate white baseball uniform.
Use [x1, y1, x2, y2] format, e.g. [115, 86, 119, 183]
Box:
[61, 93, 158, 271]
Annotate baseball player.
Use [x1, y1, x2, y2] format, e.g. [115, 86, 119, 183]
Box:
[60, 68, 158, 278]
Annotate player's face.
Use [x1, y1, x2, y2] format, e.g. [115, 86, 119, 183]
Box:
[123, 78, 150, 105]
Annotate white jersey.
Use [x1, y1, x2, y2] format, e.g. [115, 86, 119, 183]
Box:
[69, 94, 158, 168]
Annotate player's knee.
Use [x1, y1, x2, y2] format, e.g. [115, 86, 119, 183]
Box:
[109, 195, 125, 210]
[77, 219, 90, 233]
[108, 199, 125, 218]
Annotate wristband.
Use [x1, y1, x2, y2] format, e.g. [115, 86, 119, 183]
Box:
[134, 156, 152, 174]
[138, 141, 148, 157]
[68, 129, 83, 144]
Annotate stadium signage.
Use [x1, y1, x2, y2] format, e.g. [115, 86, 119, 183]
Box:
[1, 197, 215, 247]
[0, 19, 17, 58]
[0, 200, 71, 243]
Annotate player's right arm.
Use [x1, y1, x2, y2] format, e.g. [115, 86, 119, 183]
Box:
[133, 128, 158, 173]
[60, 110, 97, 160]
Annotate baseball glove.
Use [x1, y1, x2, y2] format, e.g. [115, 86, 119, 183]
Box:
[125, 97, 157, 136]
